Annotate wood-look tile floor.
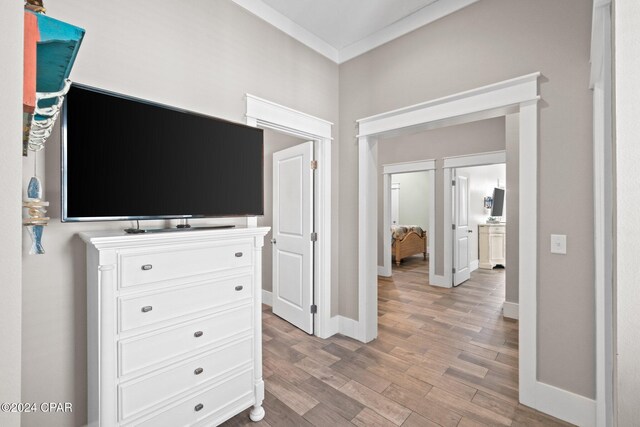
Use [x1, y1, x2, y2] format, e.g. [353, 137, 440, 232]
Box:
[222, 256, 573, 427]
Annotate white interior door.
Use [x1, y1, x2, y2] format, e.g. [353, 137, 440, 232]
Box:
[453, 174, 471, 286]
[272, 141, 314, 334]
[391, 183, 400, 225]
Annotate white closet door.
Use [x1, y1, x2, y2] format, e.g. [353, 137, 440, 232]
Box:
[453, 175, 471, 286]
[272, 142, 314, 334]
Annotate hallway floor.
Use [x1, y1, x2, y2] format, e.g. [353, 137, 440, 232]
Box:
[222, 256, 572, 426]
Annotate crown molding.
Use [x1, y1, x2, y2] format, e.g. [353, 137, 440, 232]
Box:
[338, 0, 479, 63]
[231, 0, 478, 64]
[231, 0, 339, 62]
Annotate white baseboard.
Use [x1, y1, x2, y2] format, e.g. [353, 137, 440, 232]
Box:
[470, 260, 479, 272]
[262, 289, 273, 307]
[324, 316, 340, 337]
[337, 316, 360, 340]
[429, 274, 451, 288]
[503, 301, 519, 319]
[377, 265, 391, 277]
[311, 315, 361, 341]
[529, 381, 596, 427]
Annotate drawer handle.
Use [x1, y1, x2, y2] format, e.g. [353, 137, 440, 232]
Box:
[141, 264, 153, 271]
[194, 403, 204, 412]
[235, 252, 243, 257]
[235, 285, 243, 291]
[194, 331, 203, 338]
[141, 306, 153, 313]
[194, 367, 204, 375]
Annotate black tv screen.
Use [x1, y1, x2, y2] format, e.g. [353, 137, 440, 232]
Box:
[491, 187, 505, 217]
[62, 84, 264, 221]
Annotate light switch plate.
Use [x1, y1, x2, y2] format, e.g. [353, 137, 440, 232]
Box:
[550, 234, 567, 254]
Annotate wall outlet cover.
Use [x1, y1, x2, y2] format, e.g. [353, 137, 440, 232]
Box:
[550, 234, 567, 254]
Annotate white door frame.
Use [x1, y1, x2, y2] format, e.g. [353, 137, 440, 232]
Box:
[245, 94, 334, 339]
[442, 151, 507, 288]
[356, 73, 599, 426]
[591, 0, 614, 425]
[380, 160, 436, 278]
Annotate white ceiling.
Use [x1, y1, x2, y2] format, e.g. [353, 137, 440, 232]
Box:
[261, 0, 438, 49]
[232, 0, 479, 63]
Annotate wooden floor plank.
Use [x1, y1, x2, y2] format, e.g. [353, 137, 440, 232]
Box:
[351, 408, 397, 427]
[264, 374, 319, 415]
[261, 390, 314, 427]
[426, 387, 512, 426]
[339, 380, 412, 426]
[294, 356, 351, 390]
[400, 412, 441, 427]
[382, 383, 461, 427]
[224, 257, 574, 427]
[297, 376, 364, 421]
[302, 403, 355, 427]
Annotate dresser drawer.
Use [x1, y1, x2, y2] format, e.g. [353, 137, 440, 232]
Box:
[119, 275, 252, 333]
[129, 369, 254, 427]
[120, 243, 252, 288]
[119, 305, 253, 377]
[119, 337, 253, 421]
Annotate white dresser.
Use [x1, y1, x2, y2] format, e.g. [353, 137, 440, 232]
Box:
[81, 227, 270, 427]
[478, 223, 506, 269]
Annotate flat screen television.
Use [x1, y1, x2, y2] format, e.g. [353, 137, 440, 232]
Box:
[62, 84, 264, 222]
[491, 187, 505, 217]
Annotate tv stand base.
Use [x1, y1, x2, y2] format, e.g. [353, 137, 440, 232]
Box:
[124, 225, 235, 234]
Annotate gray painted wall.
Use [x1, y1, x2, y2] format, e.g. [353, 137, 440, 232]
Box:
[615, 1, 640, 424]
[376, 119, 505, 275]
[393, 171, 430, 230]
[340, 0, 595, 398]
[20, 2, 339, 426]
[0, 2, 23, 427]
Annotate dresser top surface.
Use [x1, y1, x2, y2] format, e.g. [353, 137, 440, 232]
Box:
[80, 226, 270, 249]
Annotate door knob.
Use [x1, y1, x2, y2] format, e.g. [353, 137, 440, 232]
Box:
[468, 230, 473, 233]
[271, 238, 276, 244]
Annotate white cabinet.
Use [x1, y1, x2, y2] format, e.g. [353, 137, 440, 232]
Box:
[478, 224, 506, 269]
[81, 227, 269, 427]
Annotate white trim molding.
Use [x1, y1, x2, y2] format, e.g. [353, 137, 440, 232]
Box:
[354, 73, 596, 426]
[325, 315, 360, 341]
[591, 0, 614, 425]
[382, 159, 436, 175]
[357, 73, 540, 137]
[469, 260, 479, 272]
[533, 382, 596, 427]
[262, 289, 273, 307]
[231, 0, 339, 62]
[246, 94, 333, 140]
[502, 301, 519, 320]
[443, 150, 506, 168]
[377, 266, 388, 277]
[337, 316, 360, 341]
[231, 0, 478, 64]
[339, 0, 479, 63]
[245, 94, 334, 340]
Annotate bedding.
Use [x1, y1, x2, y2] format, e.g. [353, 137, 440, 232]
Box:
[391, 225, 427, 266]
